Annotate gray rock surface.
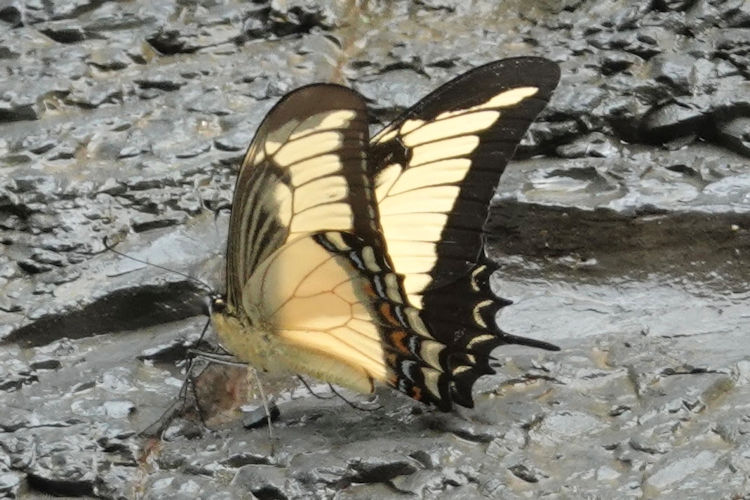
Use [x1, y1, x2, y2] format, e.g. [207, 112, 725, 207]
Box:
[1, 0, 749, 498]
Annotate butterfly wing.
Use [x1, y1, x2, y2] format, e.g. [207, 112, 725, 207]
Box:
[215, 59, 562, 411]
[369, 57, 561, 408]
[223, 84, 376, 308]
[216, 85, 397, 393]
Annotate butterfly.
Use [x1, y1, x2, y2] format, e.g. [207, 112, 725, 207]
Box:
[210, 57, 561, 411]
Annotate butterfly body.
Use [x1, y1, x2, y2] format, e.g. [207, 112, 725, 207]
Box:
[212, 58, 561, 410]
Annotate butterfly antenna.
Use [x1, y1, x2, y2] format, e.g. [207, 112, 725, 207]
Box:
[102, 236, 215, 294]
[328, 384, 383, 412]
[297, 376, 335, 400]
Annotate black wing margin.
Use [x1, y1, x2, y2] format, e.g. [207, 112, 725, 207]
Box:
[370, 57, 561, 409]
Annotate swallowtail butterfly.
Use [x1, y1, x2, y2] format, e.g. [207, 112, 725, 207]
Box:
[210, 57, 561, 410]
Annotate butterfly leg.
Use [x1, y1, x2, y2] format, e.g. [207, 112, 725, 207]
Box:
[249, 366, 278, 454]
[297, 375, 336, 400]
[327, 384, 383, 412]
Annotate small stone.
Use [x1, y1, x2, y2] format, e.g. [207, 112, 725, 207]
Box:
[600, 50, 645, 75]
[650, 54, 696, 93]
[134, 74, 186, 92]
[0, 2, 23, 27]
[231, 465, 288, 499]
[87, 47, 131, 71]
[39, 22, 88, 43]
[509, 463, 542, 483]
[102, 401, 136, 419]
[642, 102, 704, 142]
[241, 403, 280, 429]
[130, 211, 188, 232]
[97, 178, 126, 195]
[29, 358, 61, 371]
[556, 132, 621, 158]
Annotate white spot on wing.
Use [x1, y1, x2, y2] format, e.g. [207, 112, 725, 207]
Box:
[274, 131, 343, 166]
[293, 175, 348, 213]
[400, 119, 425, 135]
[435, 86, 540, 120]
[378, 185, 461, 215]
[405, 307, 432, 338]
[410, 135, 479, 167]
[387, 158, 471, 195]
[289, 110, 357, 141]
[290, 203, 352, 233]
[422, 367, 442, 399]
[452, 365, 471, 375]
[361, 246, 381, 273]
[472, 299, 493, 329]
[288, 154, 343, 187]
[470, 265, 486, 292]
[325, 232, 350, 251]
[467, 334, 495, 349]
[420, 340, 444, 370]
[384, 273, 403, 304]
[402, 111, 499, 147]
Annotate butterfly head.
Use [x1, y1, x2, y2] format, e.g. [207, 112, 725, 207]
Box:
[209, 295, 280, 372]
[209, 294, 228, 315]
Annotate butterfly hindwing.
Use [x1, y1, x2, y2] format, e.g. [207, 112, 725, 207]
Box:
[368, 57, 561, 407]
[315, 231, 462, 409]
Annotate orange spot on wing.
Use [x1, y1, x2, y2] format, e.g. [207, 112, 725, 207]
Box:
[379, 302, 399, 326]
[363, 282, 377, 298]
[411, 386, 422, 401]
[385, 352, 398, 366]
[389, 330, 410, 355]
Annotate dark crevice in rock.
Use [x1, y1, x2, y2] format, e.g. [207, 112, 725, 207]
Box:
[146, 30, 200, 55]
[487, 203, 750, 269]
[0, 104, 38, 123]
[508, 463, 541, 483]
[40, 27, 91, 44]
[348, 459, 418, 483]
[4, 281, 207, 347]
[26, 473, 94, 498]
[0, 3, 22, 27]
[222, 452, 275, 468]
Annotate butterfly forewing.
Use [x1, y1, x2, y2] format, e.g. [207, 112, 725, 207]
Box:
[369, 58, 561, 407]
[224, 85, 377, 309]
[371, 57, 560, 307]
